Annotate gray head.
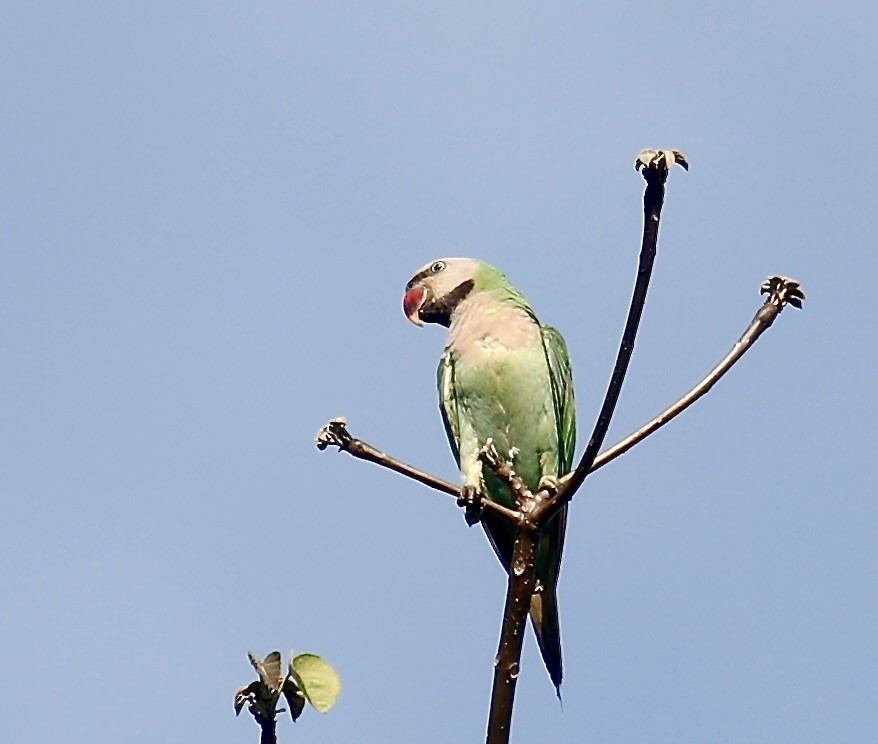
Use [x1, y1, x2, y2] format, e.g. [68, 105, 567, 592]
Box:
[402, 257, 490, 327]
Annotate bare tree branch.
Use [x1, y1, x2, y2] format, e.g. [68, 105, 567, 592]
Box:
[258, 718, 276, 744]
[316, 417, 459, 496]
[486, 528, 537, 744]
[482, 149, 687, 744]
[316, 419, 519, 521]
[586, 275, 805, 473]
[314, 150, 805, 744]
[476, 443, 537, 744]
[315, 272, 805, 511]
[560, 149, 687, 502]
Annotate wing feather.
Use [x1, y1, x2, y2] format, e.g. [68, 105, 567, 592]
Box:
[540, 325, 576, 473]
[437, 348, 461, 467]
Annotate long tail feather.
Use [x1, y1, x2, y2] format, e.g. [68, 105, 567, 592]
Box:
[530, 589, 563, 696]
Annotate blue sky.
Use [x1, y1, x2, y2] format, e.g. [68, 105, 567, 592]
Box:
[2, 2, 876, 742]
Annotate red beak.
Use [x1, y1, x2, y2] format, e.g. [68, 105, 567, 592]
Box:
[403, 286, 427, 326]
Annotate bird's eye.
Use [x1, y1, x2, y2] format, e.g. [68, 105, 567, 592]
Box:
[430, 261, 446, 273]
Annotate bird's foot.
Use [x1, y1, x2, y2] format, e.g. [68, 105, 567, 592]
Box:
[479, 438, 502, 466]
[538, 475, 561, 497]
[479, 437, 532, 507]
[457, 485, 484, 526]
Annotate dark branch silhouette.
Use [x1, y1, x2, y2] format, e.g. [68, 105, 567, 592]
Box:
[586, 275, 804, 473]
[317, 418, 459, 497]
[482, 149, 685, 743]
[315, 149, 804, 744]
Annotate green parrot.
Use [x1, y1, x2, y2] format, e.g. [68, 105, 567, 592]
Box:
[403, 257, 575, 693]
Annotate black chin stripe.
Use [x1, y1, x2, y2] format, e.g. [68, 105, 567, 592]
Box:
[420, 279, 474, 327]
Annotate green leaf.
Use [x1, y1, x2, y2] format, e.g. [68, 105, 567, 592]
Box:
[290, 653, 341, 713]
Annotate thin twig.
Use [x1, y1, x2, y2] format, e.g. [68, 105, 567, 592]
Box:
[561, 150, 687, 502]
[313, 152, 806, 744]
[586, 276, 804, 473]
[316, 418, 519, 521]
[316, 272, 803, 517]
[314, 276, 805, 504]
[483, 150, 686, 744]
[316, 417, 459, 496]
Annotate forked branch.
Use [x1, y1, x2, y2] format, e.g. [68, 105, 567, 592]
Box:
[560, 149, 688, 501]
[315, 274, 804, 492]
[315, 149, 804, 744]
[483, 149, 686, 744]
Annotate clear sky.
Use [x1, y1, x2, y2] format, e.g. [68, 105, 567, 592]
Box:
[2, 2, 876, 742]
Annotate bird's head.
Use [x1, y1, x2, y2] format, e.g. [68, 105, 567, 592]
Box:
[403, 258, 479, 328]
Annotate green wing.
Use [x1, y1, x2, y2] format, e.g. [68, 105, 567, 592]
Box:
[437, 347, 461, 467]
[540, 325, 576, 474]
